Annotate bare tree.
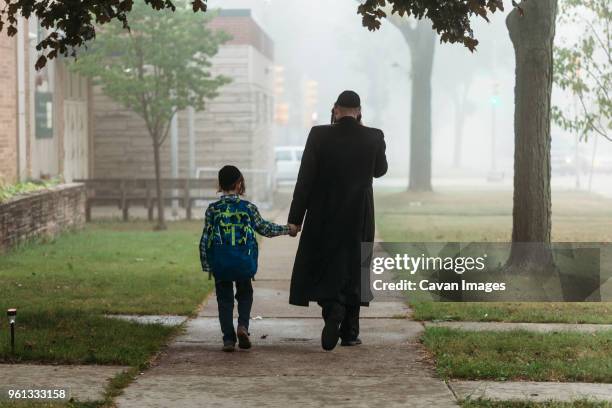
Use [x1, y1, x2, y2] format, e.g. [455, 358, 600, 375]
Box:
[385, 15, 437, 191]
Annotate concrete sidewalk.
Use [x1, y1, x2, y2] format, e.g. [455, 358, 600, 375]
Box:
[115, 235, 458, 408]
[451, 380, 612, 403]
[0, 364, 128, 402]
[114, 212, 612, 407]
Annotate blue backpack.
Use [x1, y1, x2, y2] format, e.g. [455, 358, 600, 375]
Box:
[206, 198, 258, 281]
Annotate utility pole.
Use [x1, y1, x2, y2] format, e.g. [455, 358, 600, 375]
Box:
[491, 95, 497, 172]
[487, 82, 502, 182]
[573, 62, 582, 189]
[170, 112, 179, 217]
[188, 106, 195, 178]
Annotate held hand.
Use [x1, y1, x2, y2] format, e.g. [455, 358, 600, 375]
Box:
[288, 224, 300, 237]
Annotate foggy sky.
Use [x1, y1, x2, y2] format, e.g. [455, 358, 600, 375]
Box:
[208, 0, 609, 179]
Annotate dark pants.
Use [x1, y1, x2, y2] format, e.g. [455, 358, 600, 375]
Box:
[319, 301, 360, 341]
[215, 279, 253, 343]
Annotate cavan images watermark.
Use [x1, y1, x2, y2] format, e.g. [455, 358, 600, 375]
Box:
[360, 242, 611, 303]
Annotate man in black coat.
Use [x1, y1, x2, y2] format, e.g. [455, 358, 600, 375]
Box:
[287, 90, 388, 351]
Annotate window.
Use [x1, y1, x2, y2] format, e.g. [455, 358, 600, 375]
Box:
[32, 22, 54, 139]
[34, 91, 53, 139]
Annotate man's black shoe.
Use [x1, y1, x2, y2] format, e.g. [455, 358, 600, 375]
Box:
[237, 325, 252, 349]
[222, 340, 236, 352]
[321, 320, 340, 351]
[340, 338, 362, 347]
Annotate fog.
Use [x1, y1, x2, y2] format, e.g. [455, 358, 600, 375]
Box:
[208, 0, 611, 195]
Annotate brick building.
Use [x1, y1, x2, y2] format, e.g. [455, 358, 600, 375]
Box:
[92, 9, 276, 202]
[0, 25, 18, 183]
[0, 11, 91, 185]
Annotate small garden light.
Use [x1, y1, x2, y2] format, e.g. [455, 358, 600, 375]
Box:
[7, 308, 16, 353]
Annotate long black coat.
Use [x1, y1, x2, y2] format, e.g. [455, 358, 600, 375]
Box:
[288, 116, 388, 306]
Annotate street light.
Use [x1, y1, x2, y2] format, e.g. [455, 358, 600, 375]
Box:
[7, 309, 16, 353]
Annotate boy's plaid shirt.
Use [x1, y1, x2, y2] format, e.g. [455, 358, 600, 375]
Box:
[199, 194, 289, 273]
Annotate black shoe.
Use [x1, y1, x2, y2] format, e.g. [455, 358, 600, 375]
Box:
[237, 326, 252, 349]
[321, 319, 340, 351]
[222, 340, 236, 352]
[340, 338, 362, 347]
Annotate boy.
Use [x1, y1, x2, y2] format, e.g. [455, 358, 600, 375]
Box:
[199, 165, 297, 352]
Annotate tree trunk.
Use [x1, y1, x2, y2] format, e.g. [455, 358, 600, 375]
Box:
[408, 22, 436, 191]
[452, 82, 470, 168]
[452, 96, 465, 168]
[153, 139, 167, 231]
[505, 0, 558, 271]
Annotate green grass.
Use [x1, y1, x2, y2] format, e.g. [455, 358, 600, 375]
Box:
[0, 310, 174, 365]
[0, 220, 212, 365]
[461, 399, 611, 408]
[423, 327, 612, 382]
[375, 190, 612, 323]
[412, 302, 612, 324]
[375, 190, 612, 242]
[1, 220, 211, 315]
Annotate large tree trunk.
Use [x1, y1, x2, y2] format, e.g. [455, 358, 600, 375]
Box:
[505, 0, 558, 271]
[408, 22, 436, 191]
[153, 139, 167, 231]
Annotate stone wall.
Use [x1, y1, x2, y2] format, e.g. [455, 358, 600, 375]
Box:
[0, 183, 86, 252]
[0, 27, 17, 184]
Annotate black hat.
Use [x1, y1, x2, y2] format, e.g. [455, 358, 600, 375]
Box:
[218, 165, 243, 190]
[335, 90, 361, 108]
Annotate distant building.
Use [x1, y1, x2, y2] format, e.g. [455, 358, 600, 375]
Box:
[0, 13, 91, 185]
[92, 9, 276, 202]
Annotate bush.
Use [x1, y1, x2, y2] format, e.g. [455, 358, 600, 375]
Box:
[0, 178, 60, 203]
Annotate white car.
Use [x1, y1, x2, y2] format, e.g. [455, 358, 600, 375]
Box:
[275, 146, 304, 182]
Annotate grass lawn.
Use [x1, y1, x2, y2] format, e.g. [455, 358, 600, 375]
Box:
[412, 302, 612, 324]
[0, 220, 212, 365]
[375, 190, 612, 323]
[461, 400, 611, 408]
[423, 327, 612, 383]
[375, 190, 612, 242]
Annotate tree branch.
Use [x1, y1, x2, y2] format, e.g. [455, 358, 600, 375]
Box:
[581, 16, 611, 64]
[157, 107, 178, 147]
[577, 91, 610, 141]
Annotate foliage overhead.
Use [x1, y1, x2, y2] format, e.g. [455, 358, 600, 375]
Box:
[356, 0, 510, 51]
[552, 0, 611, 142]
[1, 0, 522, 70]
[69, 1, 230, 145]
[0, 0, 207, 70]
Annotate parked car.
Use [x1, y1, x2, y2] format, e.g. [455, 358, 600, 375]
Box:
[551, 141, 588, 175]
[275, 146, 304, 181]
[593, 156, 612, 174]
